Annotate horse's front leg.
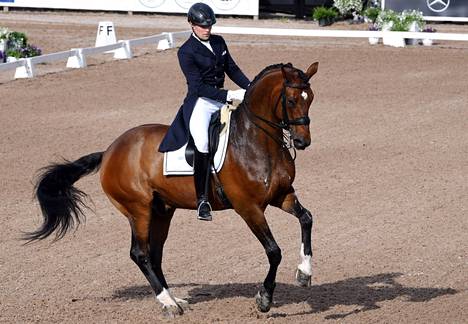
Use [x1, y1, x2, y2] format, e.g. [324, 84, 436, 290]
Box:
[275, 191, 313, 287]
[236, 205, 282, 312]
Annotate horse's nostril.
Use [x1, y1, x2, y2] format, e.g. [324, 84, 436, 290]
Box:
[294, 138, 310, 150]
[294, 139, 305, 149]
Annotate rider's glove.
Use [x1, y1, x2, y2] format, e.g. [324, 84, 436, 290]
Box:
[227, 89, 246, 102]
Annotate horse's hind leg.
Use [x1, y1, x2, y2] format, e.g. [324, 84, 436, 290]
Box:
[275, 191, 313, 287]
[121, 201, 184, 318]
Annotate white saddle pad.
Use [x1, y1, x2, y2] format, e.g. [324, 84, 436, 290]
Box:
[163, 109, 233, 176]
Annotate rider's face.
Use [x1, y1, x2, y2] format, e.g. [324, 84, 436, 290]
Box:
[191, 23, 212, 41]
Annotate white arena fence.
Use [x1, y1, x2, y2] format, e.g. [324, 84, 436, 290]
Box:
[0, 30, 191, 79]
[1, 27, 468, 80]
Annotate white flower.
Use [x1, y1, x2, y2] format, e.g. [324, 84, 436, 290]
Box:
[333, 0, 363, 15]
[0, 27, 10, 40]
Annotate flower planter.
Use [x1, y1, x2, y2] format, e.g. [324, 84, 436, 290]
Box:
[405, 21, 420, 46]
[0, 39, 6, 63]
[381, 22, 393, 46]
[318, 18, 334, 27]
[368, 37, 379, 45]
[390, 35, 406, 47]
[422, 38, 433, 46]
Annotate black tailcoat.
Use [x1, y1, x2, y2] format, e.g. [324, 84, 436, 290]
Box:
[158, 34, 250, 152]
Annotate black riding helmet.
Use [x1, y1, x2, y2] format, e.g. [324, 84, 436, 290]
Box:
[188, 2, 216, 27]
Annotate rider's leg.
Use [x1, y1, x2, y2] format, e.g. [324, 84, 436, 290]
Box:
[193, 148, 211, 220]
[189, 97, 223, 220]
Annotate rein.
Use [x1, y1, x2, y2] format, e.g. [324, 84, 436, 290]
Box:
[243, 76, 310, 160]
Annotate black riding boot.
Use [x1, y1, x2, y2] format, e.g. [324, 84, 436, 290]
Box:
[194, 150, 212, 221]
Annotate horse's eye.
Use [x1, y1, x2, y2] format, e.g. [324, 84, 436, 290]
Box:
[287, 98, 296, 107]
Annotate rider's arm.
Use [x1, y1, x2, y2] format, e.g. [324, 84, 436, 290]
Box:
[222, 39, 250, 90]
[178, 49, 228, 103]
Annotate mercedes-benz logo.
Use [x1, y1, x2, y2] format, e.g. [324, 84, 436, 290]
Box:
[426, 0, 450, 13]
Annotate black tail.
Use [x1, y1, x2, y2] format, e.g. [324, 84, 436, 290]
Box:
[24, 152, 104, 242]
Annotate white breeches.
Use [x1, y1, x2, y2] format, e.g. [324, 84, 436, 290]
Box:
[189, 97, 224, 153]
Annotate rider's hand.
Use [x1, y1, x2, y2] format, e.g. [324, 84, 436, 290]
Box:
[227, 89, 246, 102]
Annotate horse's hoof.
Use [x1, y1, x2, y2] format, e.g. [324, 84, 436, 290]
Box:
[174, 298, 190, 312]
[161, 304, 184, 318]
[296, 268, 312, 287]
[255, 290, 272, 313]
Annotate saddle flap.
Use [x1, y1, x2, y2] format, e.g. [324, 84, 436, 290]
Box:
[163, 104, 235, 176]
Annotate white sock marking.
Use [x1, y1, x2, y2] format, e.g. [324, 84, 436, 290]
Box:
[298, 243, 312, 276]
[156, 288, 178, 307]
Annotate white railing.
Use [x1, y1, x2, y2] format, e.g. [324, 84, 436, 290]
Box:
[0, 30, 191, 79]
[2, 26, 467, 79]
[213, 26, 468, 41]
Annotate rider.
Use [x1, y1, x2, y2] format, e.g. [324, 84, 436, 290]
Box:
[158, 3, 250, 221]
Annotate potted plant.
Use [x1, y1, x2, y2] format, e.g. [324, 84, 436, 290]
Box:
[376, 9, 402, 47]
[333, 0, 363, 20]
[363, 7, 381, 23]
[312, 6, 338, 27]
[368, 24, 380, 45]
[421, 26, 436, 46]
[4, 31, 41, 60]
[401, 9, 425, 45]
[389, 18, 409, 47]
[376, 9, 398, 31]
[5, 31, 27, 60]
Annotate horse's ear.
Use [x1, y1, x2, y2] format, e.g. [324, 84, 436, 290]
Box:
[305, 62, 319, 81]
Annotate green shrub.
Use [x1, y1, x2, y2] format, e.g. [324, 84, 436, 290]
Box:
[363, 7, 381, 23]
[312, 6, 338, 21]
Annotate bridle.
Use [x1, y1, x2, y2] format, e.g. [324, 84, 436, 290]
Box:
[278, 81, 311, 129]
[243, 73, 311, 159]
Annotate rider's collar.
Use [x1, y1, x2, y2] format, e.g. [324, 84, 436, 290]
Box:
[192, 32, 210, 44]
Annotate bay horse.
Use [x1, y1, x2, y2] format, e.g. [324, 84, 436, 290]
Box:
[27, 62, 319, 317]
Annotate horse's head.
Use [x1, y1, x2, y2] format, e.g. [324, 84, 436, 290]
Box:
[244, 62, 319, 151]
[277, 62, 319, 150]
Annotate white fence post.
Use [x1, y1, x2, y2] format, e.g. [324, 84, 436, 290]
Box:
[113, 40, 133, 59]
[66, 49, 87, 68]
[157, 32, 173, 50]
[14, 58, 34, 78]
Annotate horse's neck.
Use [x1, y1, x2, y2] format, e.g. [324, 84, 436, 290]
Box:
[230, 80, 288, 163]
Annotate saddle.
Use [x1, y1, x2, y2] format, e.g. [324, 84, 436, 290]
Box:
[185, 101, 237, 167]
[163, 102, 239, 176]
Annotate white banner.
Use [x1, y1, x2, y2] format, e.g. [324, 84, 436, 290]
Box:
[0, 0, 259, 16]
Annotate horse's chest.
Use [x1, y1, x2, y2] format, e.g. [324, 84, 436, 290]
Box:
[265, 161, 295, 192]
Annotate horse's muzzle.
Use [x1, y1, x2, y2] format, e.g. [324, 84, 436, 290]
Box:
[293, 137, 310, 150]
